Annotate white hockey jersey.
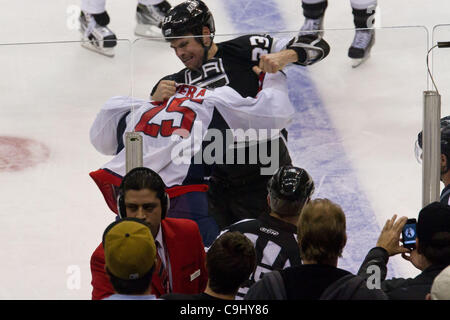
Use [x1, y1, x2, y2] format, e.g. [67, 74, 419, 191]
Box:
[89, 72, 294, 213]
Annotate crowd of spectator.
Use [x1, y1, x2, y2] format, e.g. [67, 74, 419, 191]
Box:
[91, 164, 450, 301]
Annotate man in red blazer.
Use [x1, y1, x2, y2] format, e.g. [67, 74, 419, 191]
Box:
[90, 167, 208, 300]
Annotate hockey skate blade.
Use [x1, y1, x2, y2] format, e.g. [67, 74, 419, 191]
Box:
[134, 24, 165, 40]
[80, 41, 115, 57]
[351, 53, 370, 68]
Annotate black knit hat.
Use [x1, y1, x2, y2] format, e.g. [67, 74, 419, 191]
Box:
[417, 202, 450, 245]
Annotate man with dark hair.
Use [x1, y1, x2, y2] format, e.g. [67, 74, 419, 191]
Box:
[102, 218, 158, 300]
[416, 116, 450, 205]
[90, 167, 208, 300]
[245, 198, 387, 300]
[220, 165, 314, 299]
[161, 231, 256, 300]
[357, 201, 450, 300]
[153, 0, 330, 229]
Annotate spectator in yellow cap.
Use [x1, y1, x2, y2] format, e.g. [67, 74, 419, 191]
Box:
[102, 217, 158, 300]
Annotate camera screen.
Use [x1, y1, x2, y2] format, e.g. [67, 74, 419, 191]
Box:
[403, 223, 417, 244]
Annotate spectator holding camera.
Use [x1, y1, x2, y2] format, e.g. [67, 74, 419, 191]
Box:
[357, 201, 450, 300]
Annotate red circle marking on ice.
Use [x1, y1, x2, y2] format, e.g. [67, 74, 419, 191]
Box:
[0, 136, 50, 172]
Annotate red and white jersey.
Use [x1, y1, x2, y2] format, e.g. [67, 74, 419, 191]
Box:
[89, 72, 294, 213]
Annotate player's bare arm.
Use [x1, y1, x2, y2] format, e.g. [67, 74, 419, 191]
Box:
[258, 49, 299, 73]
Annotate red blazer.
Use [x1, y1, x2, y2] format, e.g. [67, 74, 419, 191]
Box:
[90, 218, 208, 300]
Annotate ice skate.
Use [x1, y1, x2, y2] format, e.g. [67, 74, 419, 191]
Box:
[299, 17, 324, 38]
[135, 1, 171, 38]
[79, 11, 117, 57]
[348, 29, 375, 68]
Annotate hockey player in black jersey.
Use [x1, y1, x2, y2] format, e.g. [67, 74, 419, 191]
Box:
[153, 1, 330, 101]
[152, 0, 329, 230]
[218, 166, 315, 299]
[416, 116, 450, 205]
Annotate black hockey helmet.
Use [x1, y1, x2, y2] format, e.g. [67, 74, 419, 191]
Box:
[161, 0, 215, 42]
[268, 166, 315, 203]
[416, 116, 450, 164]
[117, 167, 170, 219]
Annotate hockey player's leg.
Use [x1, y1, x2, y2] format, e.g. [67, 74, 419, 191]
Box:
[167, 191, 220, 247]
[299, 0, 328, 38]
[208, 177, 235, 230]
[79, 0, 117, 57]
[348, 29, 375, 67]
[135, 0, 172, 38]
[348, 0, 377, 67]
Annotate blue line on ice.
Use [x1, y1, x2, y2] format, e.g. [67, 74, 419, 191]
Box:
[223, 0, 394, 275]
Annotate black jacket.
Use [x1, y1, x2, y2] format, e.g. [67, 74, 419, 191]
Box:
[244, 264, 387, 300]
[357, 247, 449, 300]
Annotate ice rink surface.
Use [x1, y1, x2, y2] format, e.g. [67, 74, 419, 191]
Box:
[1, 0, 450, 299]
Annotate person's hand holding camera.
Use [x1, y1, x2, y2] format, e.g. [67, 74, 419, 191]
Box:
[401, 241, 430, 271]
[376, 215, 411, 256]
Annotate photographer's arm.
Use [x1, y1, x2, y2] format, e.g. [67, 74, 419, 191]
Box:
[357, 215, 410, 281]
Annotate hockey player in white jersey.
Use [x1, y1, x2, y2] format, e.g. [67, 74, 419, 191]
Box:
[79, 0, 171, 56]
[300, 0, 377, 67]
[89, 71, 295, 246]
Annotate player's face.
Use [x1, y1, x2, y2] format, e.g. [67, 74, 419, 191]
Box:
[170, 35, 205, 70]
[124, 188, 162, 238]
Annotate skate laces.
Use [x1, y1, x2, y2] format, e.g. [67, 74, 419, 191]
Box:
[84, 14, 97, 38]
[139, 4, 166, 23]
[83, 13, 112, 38]
[351, 30, 373, 49]
[301, 18, 322, 32]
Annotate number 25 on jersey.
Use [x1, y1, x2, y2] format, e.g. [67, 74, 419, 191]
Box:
[135, 97, 201, 138]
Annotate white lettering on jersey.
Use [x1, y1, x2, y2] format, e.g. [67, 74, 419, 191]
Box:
[185, 58, 230, 88]
[249, 35, 270, 61]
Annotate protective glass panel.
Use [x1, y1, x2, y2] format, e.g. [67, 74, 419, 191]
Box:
[0, 40, 131, 299]
[432, 24, 450, 116]
[291, 26, 428, 277]
[0, 4, 430, 299]
[132, 25, 428, 279]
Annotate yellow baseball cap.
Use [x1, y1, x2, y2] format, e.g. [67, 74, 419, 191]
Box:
[103, 218, 156, 280]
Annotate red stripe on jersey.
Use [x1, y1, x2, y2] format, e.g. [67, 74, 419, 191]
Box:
[89, 168, 122, 214]
[90, 169, 209, 214]
[257, 71, 266, 93]
[166, 184, 209, 198]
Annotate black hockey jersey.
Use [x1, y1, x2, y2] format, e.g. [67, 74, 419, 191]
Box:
[220, 215, 302, 299]
[152, 34, 280, 98]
